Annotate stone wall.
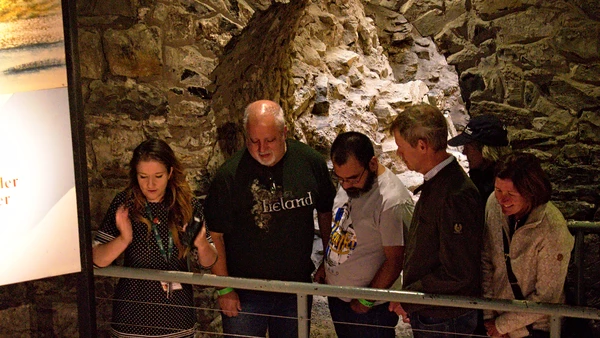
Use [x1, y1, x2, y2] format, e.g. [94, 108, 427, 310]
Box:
[1, 0, 598, 336]
[0, 275, 79, 337]
[389, 0, 600, 220]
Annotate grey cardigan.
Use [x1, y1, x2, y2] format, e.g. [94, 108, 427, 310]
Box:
[482, 195, 574, 337]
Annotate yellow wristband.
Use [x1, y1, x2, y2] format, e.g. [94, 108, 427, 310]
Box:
[217, 287, 234, 296]
[358, 298, 374, 307]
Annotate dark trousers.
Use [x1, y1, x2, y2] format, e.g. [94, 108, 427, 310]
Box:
[409, 309, 477, 338]
[222, 290, 312, 338]
[327, 296, 399, 338]
[527, 329, 550, 338]
[473, 309, 487, 335]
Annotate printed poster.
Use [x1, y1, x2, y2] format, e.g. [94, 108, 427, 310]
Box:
[0, 0, 80, 286]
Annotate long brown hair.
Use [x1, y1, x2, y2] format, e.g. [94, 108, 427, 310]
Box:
[127, 138, 193, 258]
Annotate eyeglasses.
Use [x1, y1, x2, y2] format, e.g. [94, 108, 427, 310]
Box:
[333, 167, 367, 185]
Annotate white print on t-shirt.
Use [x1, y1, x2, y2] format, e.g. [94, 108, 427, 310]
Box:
[249, 178, 314, 231]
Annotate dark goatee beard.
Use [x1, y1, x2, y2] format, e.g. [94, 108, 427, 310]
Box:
[345, 170, 376, 198]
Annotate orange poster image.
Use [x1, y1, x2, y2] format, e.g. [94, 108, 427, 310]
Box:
[0, 0, 67, 94]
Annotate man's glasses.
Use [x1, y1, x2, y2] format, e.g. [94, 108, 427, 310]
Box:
[333, 167, 367, 185]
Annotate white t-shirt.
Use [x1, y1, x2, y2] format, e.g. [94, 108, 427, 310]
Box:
[325, 168, 414, 300]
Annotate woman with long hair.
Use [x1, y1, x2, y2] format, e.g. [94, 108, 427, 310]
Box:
[93, 138, 217, 338]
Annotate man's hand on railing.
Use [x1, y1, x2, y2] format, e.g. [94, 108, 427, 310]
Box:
[484, 319, 508, 337]
[350, 299, 371, 314]
[218, 290, 241, 317]
[388, 302, 409, 323]
[313, 262, 326, 284]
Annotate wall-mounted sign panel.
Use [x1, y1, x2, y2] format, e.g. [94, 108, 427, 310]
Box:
[0, 89, 80, 286]
[0, 0, 80, 286]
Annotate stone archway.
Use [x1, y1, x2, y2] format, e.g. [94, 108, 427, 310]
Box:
[207, 0, 468, 179]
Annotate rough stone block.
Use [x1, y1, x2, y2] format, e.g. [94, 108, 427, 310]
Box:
[78, 29, 105, 80]
[103, 24, 162, 78]
[0, 304, 32, 336]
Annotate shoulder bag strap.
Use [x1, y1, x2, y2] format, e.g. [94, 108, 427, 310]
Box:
[502, 229, 525, 299]
[502, 229, 535, 335]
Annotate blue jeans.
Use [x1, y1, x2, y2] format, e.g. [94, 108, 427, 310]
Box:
[327, 297, 399, 338]
[410, 309, 477, 338]
[221, 290, 312, 338]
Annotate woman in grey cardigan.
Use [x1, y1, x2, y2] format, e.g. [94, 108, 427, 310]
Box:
[482, 152, 574, 338]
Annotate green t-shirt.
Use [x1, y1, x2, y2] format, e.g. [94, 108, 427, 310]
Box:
[204, 139, 336, 282]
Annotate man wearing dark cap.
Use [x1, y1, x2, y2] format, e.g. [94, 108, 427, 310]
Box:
[448, 115, 511, 202]
[449, 115, 511, 336]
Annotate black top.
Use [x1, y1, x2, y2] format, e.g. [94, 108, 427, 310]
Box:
[95, 191, 202, 337]
[204, 139, 336, 282]
[469, 163, 495, 204]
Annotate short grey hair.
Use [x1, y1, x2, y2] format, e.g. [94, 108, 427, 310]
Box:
[389, 103, 448, 152]
[242, 101, 286, 134]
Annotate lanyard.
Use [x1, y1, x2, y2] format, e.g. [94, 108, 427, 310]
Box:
[145, 203, 173, 263]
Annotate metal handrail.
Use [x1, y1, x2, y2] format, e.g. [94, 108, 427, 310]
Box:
[95, 265, 600, 338]
[567, 221, 600, 307]
[567, 221, 600, 233]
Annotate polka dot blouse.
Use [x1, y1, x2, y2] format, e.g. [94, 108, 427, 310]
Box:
[95, 191, 204, 338]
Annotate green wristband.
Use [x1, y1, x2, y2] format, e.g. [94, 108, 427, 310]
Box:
[358, 298, 374, 307]
[217, 287, 234, 296]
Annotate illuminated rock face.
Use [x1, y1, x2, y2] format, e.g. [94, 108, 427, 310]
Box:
[0, 0, 598, 336]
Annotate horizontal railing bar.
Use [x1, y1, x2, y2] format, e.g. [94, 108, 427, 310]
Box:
[567, 221, 600, 233]
[94, 266, 600, 320]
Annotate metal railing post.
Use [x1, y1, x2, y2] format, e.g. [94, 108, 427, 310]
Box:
[549, 315, 561, 338]
[567, 221, 600, 307]
[297, 293, 309, 338]
[574, 230, 585, 306]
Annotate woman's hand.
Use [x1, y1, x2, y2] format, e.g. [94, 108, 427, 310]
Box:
[193, 222, 208, 248]
[92, 204, 132, 267]
[194, 222, 218, 268]
[115, 205, 133, 244]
